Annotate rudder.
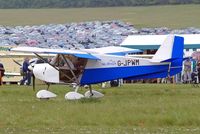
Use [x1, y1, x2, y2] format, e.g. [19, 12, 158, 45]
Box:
[151, 35, 184, 63]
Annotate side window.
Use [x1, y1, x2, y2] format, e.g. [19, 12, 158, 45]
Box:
[59, 58, 65, 67]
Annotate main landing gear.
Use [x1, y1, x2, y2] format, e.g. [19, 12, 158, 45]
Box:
[35, 83, 104, 100]
[65, 85, 104, 100]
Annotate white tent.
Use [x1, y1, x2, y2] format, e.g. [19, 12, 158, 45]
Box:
[120, 34, 200, 51]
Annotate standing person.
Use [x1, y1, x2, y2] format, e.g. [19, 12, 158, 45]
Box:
[20, 57, 31, 85]
[197, 62, 200, 83]
[0, 63, 5, 85]
[183, 59, 192, 83]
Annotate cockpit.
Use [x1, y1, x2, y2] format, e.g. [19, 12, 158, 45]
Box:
[51, 54, 87, 83]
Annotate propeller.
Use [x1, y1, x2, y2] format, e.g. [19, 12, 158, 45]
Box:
[32, 73, 35, 91]
[12, 59, 22, 66]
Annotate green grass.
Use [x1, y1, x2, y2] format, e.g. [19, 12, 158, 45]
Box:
[0, 5, 200, 28]
[1, 84, 200, 133]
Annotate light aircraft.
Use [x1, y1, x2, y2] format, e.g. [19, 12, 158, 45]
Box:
[0, 52, 54, 81]
[11, 35, 184, 100]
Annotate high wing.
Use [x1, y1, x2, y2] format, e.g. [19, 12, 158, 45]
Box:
[11, 46, 141, 59]
[0, 52, 55, 58]
[82, 46, 142, 56]
[11, 47, 100, 60]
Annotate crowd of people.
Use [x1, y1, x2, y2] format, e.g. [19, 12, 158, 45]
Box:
[182, 58, 200, 85]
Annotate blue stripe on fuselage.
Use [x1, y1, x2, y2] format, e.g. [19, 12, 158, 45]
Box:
[125, 70, 168, 80]
[80, 64, 169, 85]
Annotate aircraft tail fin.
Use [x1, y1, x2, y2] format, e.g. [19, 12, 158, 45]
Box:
[151, 35, 184, 76]
[151, 35, 184, 63]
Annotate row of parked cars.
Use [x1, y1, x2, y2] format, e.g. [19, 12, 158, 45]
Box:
[0, 20, 200, 49]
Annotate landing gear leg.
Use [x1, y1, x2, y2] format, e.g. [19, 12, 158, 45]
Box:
[84, 85, 104, 98]
[89, 85, 94, 97]
[74, 85, 79, 92]
[47, 83, 50, 90]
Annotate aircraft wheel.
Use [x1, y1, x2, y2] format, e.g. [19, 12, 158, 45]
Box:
[65, 92, 84, 100]
[36, 89, 57, 99]
[84, 90, 104, 98]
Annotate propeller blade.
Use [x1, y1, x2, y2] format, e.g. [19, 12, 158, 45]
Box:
[12, 59, 22, 66]
[32, 74, 35, 91]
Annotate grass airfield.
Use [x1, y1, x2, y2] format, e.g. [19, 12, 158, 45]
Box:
[0, 84, 200, 133]
[0, 4, 200, 133]
[0, 5, 200, 28]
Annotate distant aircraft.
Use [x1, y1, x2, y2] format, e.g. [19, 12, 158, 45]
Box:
[0, 53, 54, 80]
[11, 35, 184, 100]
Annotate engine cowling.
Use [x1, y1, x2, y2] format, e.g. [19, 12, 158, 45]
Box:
[33, 63, 59, 83]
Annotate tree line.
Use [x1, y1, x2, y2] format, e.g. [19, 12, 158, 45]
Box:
[0, 0, 199, 8]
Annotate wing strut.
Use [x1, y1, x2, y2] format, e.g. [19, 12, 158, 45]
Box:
[61, 54, 79, 84]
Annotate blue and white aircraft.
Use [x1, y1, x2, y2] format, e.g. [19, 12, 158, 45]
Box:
[11, 35, 184, 100]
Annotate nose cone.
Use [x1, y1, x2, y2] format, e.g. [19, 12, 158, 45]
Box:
[28, 64, 34, 71]
[28, 58, 37, 71]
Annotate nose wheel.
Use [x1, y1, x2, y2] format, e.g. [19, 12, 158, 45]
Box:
[36, 89, 57, 99]
[36, 83, 57, 99]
